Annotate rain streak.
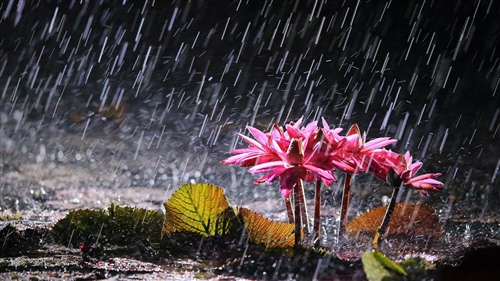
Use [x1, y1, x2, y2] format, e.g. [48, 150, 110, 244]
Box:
[0, 0, 499, 279]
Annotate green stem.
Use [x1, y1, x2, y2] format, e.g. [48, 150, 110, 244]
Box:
[373, 185, 400, 251]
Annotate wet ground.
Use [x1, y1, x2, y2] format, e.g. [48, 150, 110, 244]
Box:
[1, 0, 500, 280]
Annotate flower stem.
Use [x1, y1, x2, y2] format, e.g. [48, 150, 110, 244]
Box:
[284, 197, 294, 223]
[293, 181, 302, 245]
[298, 180, 309, 235]
[313, 179, 322, 247]
[373, 185, 400, 251]
[338, 173, 352, 242]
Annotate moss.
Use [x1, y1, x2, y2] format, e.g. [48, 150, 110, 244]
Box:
[51, 203, 164, 247]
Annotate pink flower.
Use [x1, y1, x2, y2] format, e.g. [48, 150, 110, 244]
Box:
[222, 118, 340, 198]
[249, 137, 337, 197]
[329, 123, 398, 174]
[370, 151, 444, 196]
[222, 118, 443, 198]
[221, 126, 279, 167]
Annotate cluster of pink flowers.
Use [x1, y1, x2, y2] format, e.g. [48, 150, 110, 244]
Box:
[222, 117, 443, 197]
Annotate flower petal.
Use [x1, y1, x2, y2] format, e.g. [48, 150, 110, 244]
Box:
[362, 137, 397, 152]
[302, 164, 335, 182]
[238, 133, 265, 150]
[410, 161, 423, 176]
[247, 126, 269, 147]
[286, 124, 304, 139]
[279, 168, 302, 198]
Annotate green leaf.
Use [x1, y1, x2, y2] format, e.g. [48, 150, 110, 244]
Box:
[162, 183, 234, 236]
[362, 251, 407, 281]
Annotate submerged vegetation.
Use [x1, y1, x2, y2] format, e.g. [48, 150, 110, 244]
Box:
[46, 183, 441, 279]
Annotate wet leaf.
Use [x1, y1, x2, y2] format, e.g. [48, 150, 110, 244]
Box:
[398, 257, 436, 279]
[162, 183, 234, 236]
[0, 224, 47, 256]
[52, 204, 164, 246]
[347, 202, 442, 238]
[162, 183, 297, 249]
[362, 251, 406, 281]
[239, 207, 296, 248]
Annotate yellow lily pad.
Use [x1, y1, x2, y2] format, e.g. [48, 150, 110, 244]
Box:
[239, 207, 296, 248]
[162, 183, 302, 249]
[346, 202, 442, 238]
[162, 183, 233, 236]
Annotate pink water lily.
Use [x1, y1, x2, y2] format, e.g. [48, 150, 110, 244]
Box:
[330, 123, 398, 174]
[221, 126, 279, 167]
[369, 151, 444, 249]
[222, 119, 444, 196]
[249, 137, 337, 197]
[376, 151, 444, 196]
[221, 117, 444, 247]
[228, 119, 339, 198]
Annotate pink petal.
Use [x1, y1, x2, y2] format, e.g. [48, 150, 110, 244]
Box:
[362, 137, 397, 152]
[279, 168, 302, 198]
[303, 141, 322, 163]
[400, 169, 412, 181]
[410, 173, 442, 183]
[230, 147, 264, 154]
[351, 156, 369, 173]
[253, 167, 286, 184]
[286, 124, 303, 139]
[221, 153, 254, 165]
[403, 151, 413, 168]
[321, 117, 331, 130]
[405, 172, 444, 190]
[302, 120, 318, 135]
[331, 158, 357, 173]
[302, 164, 335, 182]
[332, 127, 343, 134]
[249, 161, 286, 174]
[410, 161, 423, 176]
[270, 138, 287, 160]
[346, 124, 360, 136]
[238, 133, 265, 150]
[291, 117, 303, 128]
[320, 176, 336, 187]
[280, 186, 293, 198]
[370, 149, 401, 167]
[407, 178, 444, 189]
[247, 126, 269, 147]
[343, 134, 361, 151]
